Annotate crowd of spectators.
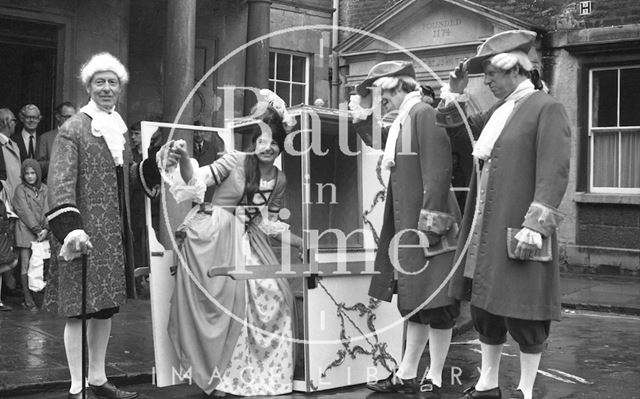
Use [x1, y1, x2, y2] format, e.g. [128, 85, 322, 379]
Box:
[0, 102, 181, 311]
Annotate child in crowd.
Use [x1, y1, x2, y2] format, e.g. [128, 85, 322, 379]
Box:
[12, 159, 48, 312]
[0, 181, 18, 311]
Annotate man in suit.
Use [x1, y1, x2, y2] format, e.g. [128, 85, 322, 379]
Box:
[193, 121, 226, 202]
[12, 104, 42, 161]
[38, 102, 76, 181]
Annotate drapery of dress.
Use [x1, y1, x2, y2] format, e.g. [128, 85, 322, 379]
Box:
[166, 152, 294, 396]
[215, 179, 294, 396]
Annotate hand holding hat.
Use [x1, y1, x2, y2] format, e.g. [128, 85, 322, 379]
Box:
[463, 29, 537, 74]
[448, 60, 469, 94]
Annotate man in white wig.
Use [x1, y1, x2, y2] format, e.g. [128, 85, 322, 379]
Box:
[437, 30, 571, 399]
[44, 52, 161, 399]
[350, 61, 462, 398]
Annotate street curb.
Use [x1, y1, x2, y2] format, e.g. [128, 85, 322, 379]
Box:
[4, 304, 629, 396]
[0, 373, 152, 397]
[2, 322, 476, 397]
[562, 302, 640, 316]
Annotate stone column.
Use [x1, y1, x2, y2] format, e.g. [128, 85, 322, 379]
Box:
[243, 0, 272, 132]
[160, 0, 196, 246]
[163, 0, 196, 126]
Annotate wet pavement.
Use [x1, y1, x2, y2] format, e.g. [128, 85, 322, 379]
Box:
[1, 273, 639, 398]
[0, 299, 154, 394]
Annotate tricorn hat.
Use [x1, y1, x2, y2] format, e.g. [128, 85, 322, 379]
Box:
[356, 61, 416, 96]
[464, 30, 537, 74]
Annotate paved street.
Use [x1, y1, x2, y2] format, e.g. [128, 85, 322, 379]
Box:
[4, 308, 639, 398]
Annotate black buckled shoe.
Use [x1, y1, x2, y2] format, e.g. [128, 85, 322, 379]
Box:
[459, 386, 502, 398]
[366, 371, 419, 394]
[67, 389, 99, 399]
[419, 378, 442, 398]
[89, 381, 138, 399]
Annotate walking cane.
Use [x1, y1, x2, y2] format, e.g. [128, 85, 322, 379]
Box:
[81, 254, 88, 399]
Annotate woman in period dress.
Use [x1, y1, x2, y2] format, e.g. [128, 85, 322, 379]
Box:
[162, 99, 301, 397]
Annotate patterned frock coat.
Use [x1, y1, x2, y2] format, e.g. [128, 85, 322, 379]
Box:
[44, 112, 160, 317]
[437, 91, 571, 321]
[355, 101, 462, 313]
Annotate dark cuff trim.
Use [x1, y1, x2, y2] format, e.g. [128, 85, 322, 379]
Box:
[46, 204, 83, 242]
[353, 119, 376, 149]
[435, 102, 466, 127]
[522, 202, 564, 238]
[140, 158, 160, 198]
[418, 209, 456, 235]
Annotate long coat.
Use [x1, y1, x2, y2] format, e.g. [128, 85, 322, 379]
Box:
[0, 135, 22, 202]
[356, 102, 461, 312]
[441, 91, 571, 321]
[12, 183, 48, 248]
[12, 158, 47, 247]
[37, 128, 59, 181]
[44, 112, 159, 317]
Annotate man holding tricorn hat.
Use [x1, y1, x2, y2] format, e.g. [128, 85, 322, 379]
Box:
[436, 30, 571, 399]
[349, 60, 462, 397]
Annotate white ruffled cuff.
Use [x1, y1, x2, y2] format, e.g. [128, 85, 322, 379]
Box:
[160, 158, 207, 204]
[59, 229, 90, 261]
[259, 219, 290, 236]
[349, 95, 373, 123]
[514, 227, 543, 249]
[440, 84, 469, 106]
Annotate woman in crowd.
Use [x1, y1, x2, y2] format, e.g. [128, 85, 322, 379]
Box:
[161, 93, 302, 398]
[436, 30, 571, 399]
[44, 52, 161, 399]
[12, 159, 48, 311]
[349, 61, 461, 398]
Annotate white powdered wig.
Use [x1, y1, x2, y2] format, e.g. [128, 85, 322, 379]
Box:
[486, 51, 533, 72]
[80, 52, 129, 86]
[373, 75, 419, 91]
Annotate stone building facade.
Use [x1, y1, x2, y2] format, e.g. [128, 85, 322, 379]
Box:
[336, 0, 640, 275]
[0, 0, 333, 134]
[1, 0, 638, 275]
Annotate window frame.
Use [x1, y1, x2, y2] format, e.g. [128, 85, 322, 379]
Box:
[588, 65, 640, 194]
[269, 49, 310, 106]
